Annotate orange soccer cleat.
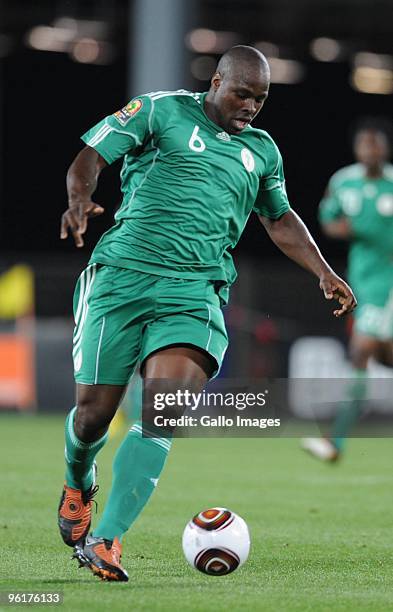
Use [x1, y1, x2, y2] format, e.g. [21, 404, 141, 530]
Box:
[72, 534, 129, 582]
[58, 464, 99, 547]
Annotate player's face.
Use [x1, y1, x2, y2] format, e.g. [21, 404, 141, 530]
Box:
[210, 70, 270, 135]
[354, 130, 389, 169]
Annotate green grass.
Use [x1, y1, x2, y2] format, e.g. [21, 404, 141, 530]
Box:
[1, 414, 393, 611]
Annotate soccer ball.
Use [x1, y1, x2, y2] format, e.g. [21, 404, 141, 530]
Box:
[182, 507, 250, 576]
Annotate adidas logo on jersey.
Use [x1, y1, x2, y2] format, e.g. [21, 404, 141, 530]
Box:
[216, 131, 231, 142]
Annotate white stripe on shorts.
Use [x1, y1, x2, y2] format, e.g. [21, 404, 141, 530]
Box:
[94, 316, 106, 384]
[206, 304, 212, 352]
[73, 264, 97, 354]
[74, 267, 88, 325]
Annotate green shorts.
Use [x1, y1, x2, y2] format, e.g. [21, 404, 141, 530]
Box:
[72, 264, 228, 385]
[354, 289, 393, 339]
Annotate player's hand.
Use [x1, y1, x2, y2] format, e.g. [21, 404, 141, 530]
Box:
[319, 271, 357, 317]
[60, 200, 104, 248]
[322, 218, 353, 240]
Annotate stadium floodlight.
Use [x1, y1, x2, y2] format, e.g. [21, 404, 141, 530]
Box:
[351, 52, 393, 94]
[310, 37, 342, 62]
[185, 28, 239, 54]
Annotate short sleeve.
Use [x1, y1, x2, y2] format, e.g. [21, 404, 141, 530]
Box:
[253, 145, 290, 218]
[318, 177, 344, 224]
[81, 96, 152, 164]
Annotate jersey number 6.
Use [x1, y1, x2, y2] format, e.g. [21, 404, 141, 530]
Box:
[189, 125, 206, 152]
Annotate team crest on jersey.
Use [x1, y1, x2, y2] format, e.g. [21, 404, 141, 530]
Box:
[376, 194, 393, 216]
[114, 99, 143, 125]
[341, 190, 362, 215]
[216, 131, 231, 142]
[241, 148, 255, 172]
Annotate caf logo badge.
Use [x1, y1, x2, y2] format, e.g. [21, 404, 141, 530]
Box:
[114, 99, 143, 125]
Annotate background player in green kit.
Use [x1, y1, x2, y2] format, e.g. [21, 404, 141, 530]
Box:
[302, 121, 393, 462]
[58, 46, 356, 581]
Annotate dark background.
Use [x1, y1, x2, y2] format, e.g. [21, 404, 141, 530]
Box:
[1, 0, 392, 309]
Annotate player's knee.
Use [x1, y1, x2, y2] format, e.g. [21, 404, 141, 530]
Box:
[349, 337, 377, 369]
[349, 351, 367, 369]
[74, 400, 110, 442]
[142, 380, 184, 430]
[370, 341, 393, 368]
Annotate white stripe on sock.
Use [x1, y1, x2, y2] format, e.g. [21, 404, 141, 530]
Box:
[129, 423, 172, 451]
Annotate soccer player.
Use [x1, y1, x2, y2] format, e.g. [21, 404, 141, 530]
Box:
[58, 46, 356, 581]
[302, 121, 393, 462]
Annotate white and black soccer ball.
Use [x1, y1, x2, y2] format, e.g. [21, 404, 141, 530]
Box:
[182, 507, 250, 576]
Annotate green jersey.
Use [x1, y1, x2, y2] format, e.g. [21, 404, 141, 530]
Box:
[82, 90, 290, 303]
[319, 163, 393, 302]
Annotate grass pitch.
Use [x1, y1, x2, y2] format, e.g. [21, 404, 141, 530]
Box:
[1, 414, 392, 611]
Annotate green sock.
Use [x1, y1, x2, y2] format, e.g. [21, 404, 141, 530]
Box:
[64, 406, 108, 490]
[332, 369, 367, 451]
[93, 421, 172, 541]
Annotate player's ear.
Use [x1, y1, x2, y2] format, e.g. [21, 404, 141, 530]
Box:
[211, 72, 222, 91]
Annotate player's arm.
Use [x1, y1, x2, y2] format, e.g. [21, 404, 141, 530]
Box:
[61, 96, 152, 247]
[61, 146, 107, 248]
[319, 184, 352, 240]
[258, 209, 356, 317]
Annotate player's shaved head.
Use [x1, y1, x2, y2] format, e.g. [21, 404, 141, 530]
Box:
[205, 46, 270, 135]
[216, 45, 270, 81]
